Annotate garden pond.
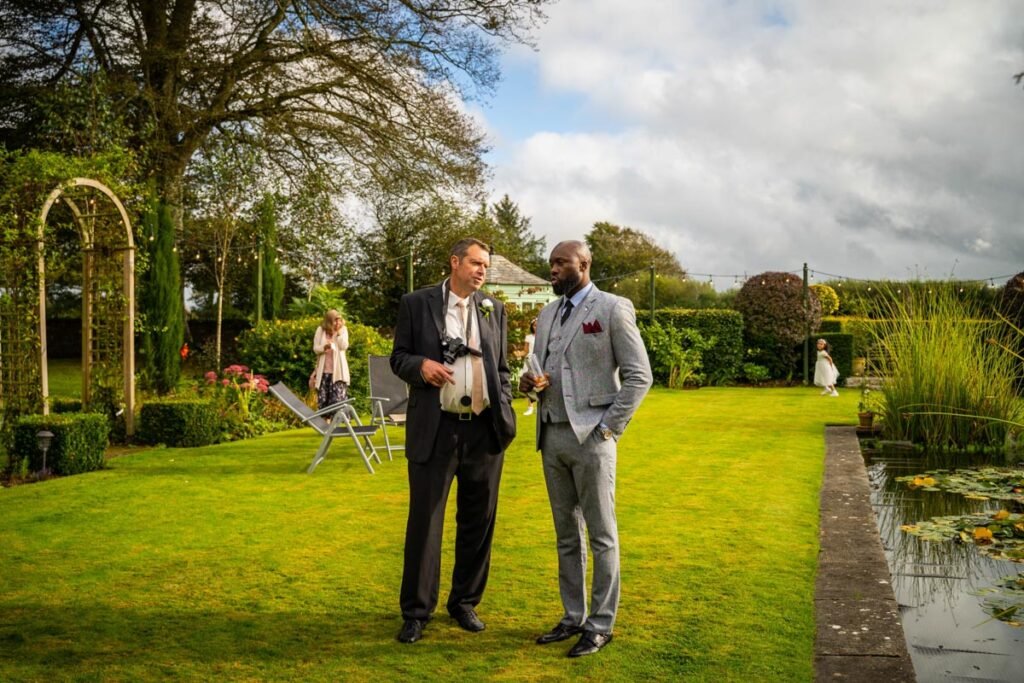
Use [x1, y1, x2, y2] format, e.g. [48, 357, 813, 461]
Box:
[863, 445, 1024, 681]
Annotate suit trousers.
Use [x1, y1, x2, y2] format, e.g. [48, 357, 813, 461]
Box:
[400, 410, 504, 621]
[540, 421, 620, 634]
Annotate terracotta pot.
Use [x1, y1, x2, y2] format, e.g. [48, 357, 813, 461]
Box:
[858, 411, 874, 428]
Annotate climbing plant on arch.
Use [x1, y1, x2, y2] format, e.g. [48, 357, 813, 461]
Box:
[0, 150, 138, 435]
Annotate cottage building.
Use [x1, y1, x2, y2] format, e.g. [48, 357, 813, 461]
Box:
[483, 254, 555, 312]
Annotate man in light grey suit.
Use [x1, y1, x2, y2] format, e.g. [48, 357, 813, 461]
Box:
[519, 240, 652, 658]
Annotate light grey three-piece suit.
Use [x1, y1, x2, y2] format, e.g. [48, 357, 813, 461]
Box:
[533, 284, 652, 635]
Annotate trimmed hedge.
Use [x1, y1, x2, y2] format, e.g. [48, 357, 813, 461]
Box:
[139, 398, 220, 447]
[10, 412, 109, 475]
[817, 319, 843, 333]
[50, 396, 83, 413]
[656, 308, 744, 384]
[796, 333, 853, 386]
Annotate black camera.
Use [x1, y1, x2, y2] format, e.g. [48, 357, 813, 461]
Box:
[441, 335, 470, 365]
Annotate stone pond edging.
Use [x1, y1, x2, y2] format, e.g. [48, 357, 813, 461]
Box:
[815, 425, 916, 681]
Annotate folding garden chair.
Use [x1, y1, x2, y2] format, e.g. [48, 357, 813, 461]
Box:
[268, 382, 382, 474]
[367, 355, 408, 460]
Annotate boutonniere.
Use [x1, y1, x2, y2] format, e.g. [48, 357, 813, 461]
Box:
[479, 298, 494, 319]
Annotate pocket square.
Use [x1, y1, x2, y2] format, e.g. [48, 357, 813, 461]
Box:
[582, 320, 603, 334]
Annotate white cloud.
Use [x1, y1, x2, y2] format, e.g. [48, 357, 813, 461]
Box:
[486, 0, 1024, 285]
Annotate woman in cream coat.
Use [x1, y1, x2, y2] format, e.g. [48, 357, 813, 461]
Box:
[312, 309, 350, 409]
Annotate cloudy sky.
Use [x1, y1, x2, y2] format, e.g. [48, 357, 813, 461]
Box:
[472, 0, 1024, 288]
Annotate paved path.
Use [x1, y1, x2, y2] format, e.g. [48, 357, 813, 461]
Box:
[815, 425, 916, 681]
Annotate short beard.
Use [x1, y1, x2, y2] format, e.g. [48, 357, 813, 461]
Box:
[552, 272, 581, 296]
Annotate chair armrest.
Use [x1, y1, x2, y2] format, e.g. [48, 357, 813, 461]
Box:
[305, 399, 355, 422]
[368, 396, 391, 402]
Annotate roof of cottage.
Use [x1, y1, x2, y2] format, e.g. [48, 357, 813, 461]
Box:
[486, 253, 549, 286]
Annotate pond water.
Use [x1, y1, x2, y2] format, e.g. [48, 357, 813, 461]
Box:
[864, 447, 1024, 682]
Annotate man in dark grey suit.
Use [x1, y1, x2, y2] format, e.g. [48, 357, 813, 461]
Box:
[520, 240, 652, 657]
[391, 238, 516, 644]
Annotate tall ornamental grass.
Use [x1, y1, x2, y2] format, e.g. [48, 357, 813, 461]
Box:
[870, 285, 1022, 450]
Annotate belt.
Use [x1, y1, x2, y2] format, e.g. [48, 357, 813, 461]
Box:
[441, 408, 490, 421]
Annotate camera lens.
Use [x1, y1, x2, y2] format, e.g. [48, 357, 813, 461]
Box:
[460, 396, 471, 407]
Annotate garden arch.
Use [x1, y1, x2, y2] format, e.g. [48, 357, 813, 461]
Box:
[35, 178, 136, 434]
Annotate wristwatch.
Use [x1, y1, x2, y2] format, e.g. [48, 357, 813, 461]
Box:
[599, 425, 613, 441]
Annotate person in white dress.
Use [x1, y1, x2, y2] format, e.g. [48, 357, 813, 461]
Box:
[523, 318, 538, 415]
[813, 338, 839, 396]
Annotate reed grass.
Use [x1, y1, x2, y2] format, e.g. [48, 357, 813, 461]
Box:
[867, 285, 1022, 450]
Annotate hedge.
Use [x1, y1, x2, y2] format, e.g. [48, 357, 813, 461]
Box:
[817, 319, 843, 334]
[656, 308, 744, 384]
[236, 318, 391, 412]
[50, 396, 83, 413]
[10, 412, 109, 476]
[139, 398, 220, 447]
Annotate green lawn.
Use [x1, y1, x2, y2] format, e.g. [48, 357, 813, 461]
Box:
[0, 387, 856, 682]
[45, 359, 83, 399]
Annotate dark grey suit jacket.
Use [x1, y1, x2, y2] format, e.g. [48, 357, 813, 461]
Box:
[391, 283, 516, 462]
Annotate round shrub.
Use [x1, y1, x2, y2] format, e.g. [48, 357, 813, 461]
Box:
[810, 284, 839, 315]
[1000, 271, 1024, 329]
[735, 271, 822, 379]
[1000, 271, 1024, 389]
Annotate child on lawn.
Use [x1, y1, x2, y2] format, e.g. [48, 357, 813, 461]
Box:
[814, 338, 839, 397]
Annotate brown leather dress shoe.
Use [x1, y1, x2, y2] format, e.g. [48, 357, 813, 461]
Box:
[567, 630, 613, 657]
[397, 619, 425, 643]
[536, 623, 583, 645]
[451, 609, 485, 632]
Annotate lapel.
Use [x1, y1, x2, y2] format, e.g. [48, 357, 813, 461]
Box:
[537, 301, 555, 365]
[560, 285, 600, 350]
[472, 290, 494, 361]
[427, 282, 445, 340]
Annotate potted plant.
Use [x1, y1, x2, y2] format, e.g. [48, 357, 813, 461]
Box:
[857, 386, 875, 428]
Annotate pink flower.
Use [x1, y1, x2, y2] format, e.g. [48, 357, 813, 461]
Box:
[221, 379, 230, 386]
[204, 371, 217, 381]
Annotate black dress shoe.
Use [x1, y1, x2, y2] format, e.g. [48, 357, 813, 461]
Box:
[397, 619, 425, 643]
[536, 623, 583, 645]
[567, 630, 613, 657]
[451, 609, 485, 632]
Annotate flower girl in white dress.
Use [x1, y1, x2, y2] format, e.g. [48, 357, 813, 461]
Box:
[813, 338, 839, 397]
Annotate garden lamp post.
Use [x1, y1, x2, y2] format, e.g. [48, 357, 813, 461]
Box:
[36, 429, 54, 476]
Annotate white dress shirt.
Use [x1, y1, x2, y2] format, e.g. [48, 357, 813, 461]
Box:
[439, 287, 490, 413]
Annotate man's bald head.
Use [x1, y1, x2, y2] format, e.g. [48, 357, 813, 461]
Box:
[552, 240, 592, 267]
[549, 240, 592, 297]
